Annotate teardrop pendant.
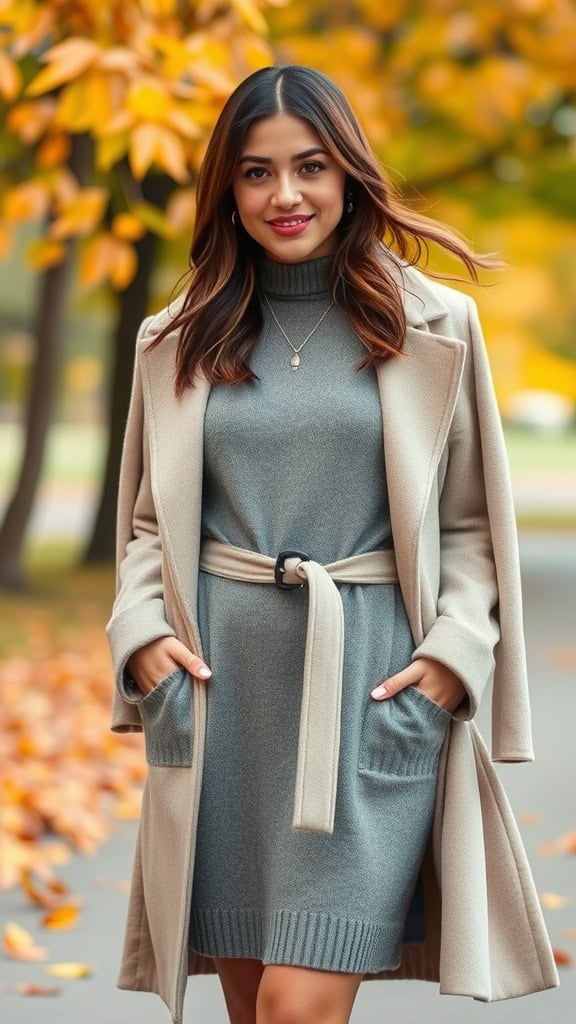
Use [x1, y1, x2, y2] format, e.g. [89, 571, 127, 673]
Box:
[290, 352, 300, 370]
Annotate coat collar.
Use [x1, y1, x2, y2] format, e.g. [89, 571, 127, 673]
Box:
[139, 249, 464, 652]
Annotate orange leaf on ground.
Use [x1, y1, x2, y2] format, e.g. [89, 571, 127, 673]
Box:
[3, 922, 48, 961]
[21, 867, 70, 908]
[518, 811, 542, 825]
[553, 948, 573, 966]
[45, 961, 93, 979]
[540, 892, 573, 909]
[15, 982, 61, 996]
[558, 832, 576, 854]
[41, 905, 79, 930]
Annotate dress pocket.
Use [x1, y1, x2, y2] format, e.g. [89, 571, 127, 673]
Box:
[125, 666, 193, 768]
[358, 683, 451, 779]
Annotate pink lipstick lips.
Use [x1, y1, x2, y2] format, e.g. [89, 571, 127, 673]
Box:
[267, 214, 314, 237]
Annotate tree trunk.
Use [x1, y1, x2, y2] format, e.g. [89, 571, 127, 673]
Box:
[83, 173, 174, 564]
[0, 134, 91, 591]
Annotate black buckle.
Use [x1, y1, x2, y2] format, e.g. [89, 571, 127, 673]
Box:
[274, 549, 310, 590]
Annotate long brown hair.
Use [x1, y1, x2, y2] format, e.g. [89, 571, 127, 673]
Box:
[147, 64, 500, 394]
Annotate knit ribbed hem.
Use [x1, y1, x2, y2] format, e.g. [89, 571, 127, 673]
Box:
[189, 907, 403, 974]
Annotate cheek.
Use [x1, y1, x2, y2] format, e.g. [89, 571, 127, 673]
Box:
[234, 184, 266, 218]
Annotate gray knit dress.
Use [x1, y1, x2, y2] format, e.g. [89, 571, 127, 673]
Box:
[187, 254, 451, 973]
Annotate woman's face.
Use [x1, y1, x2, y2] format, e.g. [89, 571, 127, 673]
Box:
[232, 113, 347, 263]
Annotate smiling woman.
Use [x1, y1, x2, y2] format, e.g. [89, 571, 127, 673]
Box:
[107, 63, 558, 1024]
[233, 119, 347, 258]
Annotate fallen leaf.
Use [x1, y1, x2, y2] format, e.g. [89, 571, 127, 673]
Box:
[536, 841, 560, 857]
[41, 905, 79, 930]
[552, 947, 573, 966]
[2, 921, 48, 961]
[21, 867, 70, 908]
[540, 892, 573, 910]
[518, 811, 541, 826]
[44, 961, 93, 979]
[560, 927, 576, 939]
[116, 879, 130, 893]
[558, 832, 576, 855]
[15, 982, 61, 996]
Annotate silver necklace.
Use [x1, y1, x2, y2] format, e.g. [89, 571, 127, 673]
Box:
[262, 292, 334, 371]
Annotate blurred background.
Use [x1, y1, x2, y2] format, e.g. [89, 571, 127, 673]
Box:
[0, 1, 575, 1021]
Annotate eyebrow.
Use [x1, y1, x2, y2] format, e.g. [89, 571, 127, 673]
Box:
[237, 147, 330, 165]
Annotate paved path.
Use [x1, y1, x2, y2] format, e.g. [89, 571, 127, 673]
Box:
[1, 532, 575, 1023]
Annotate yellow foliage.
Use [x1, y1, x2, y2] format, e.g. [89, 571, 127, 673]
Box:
[110, 239, 138, 290]
[36, 133, 71, 168]
[129, 122, 190, 182]
[4, 181, 51, 223]
[25, 38, 101, 97]
[112, 212, 146, 241]
[127, 79, 171, 120]
[0, 224, 13, 259]
[50, 188, 108, 240]
[26, 239, 67, 270]
[6, 99, 56, 144]
[0, 50, 22, 101]
[95, 132, 129, 172]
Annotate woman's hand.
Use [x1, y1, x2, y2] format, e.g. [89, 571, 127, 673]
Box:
[126, 637, 212, 697]
[370, 656, 466, 713]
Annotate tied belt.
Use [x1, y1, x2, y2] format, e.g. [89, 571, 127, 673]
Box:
[198, 537, 400, 835]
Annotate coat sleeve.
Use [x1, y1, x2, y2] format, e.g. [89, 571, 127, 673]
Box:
[106, 314, 177, 733]
[410, 295, 534, 761]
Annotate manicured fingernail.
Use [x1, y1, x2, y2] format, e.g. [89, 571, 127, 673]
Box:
[371, 685, 387, 698]
[199, 666, 211, 677]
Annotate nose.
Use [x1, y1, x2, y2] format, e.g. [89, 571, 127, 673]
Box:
[271, 173, 302, 208]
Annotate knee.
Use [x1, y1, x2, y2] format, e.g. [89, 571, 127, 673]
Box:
[256, 981, 332, 1024]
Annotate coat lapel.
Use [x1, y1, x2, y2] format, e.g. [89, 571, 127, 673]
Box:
[375, 320, 466, 641]
[140, 259, 466, 649]
[140, 325, 211, 651]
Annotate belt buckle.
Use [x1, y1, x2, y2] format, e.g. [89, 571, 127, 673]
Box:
[274, 549, 310, 590]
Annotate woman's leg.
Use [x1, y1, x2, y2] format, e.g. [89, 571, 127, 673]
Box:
[213, 956, 265, 1024]
[256, 965, 364, 1024]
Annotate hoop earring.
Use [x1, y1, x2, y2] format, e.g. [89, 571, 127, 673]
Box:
[232, 210, 237, 225]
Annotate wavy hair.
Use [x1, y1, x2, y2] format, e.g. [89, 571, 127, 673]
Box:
[146, 64, 500, 393]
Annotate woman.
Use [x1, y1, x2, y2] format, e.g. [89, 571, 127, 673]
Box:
[107, 65, 558, 1024]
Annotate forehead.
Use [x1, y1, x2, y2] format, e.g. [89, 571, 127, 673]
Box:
[241, 113, 323, 155]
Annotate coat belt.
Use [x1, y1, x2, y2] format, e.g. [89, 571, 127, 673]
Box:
[198, 537, 400, 835]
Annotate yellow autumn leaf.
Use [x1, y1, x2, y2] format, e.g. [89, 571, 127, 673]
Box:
[127, 80, 171, 121]
[50, 187, 108, 240]
[27, 239, 67, 271]
[79, 233, 116, 289]
[3, 922, 48, 961]
[129, 123, 158, 179]
[4, 181, 51, 223]
[154, 126, 191, 183]
[110, 240, 137, 290]
[112, 212, 146, 242]
[6, 98, 55, 144]
[45, 961, 93, 979]
[166, 188, 197, 233]
[0, 50, 22, 101]
[41, 905, 79, 930]
[26, 38, 101, 97]
[232, 0, 269, 35]
[95, 132, 129, 173]
[36, 134, 71, 168]
[0, 223, 13, 259]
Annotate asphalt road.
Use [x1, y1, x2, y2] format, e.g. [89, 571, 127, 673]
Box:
[1, 531, 575, 1024]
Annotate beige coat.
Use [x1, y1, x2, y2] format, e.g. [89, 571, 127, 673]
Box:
[107, 247, 559, 1023]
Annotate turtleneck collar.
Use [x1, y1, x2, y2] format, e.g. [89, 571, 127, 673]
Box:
[255, 254, 332, 300]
